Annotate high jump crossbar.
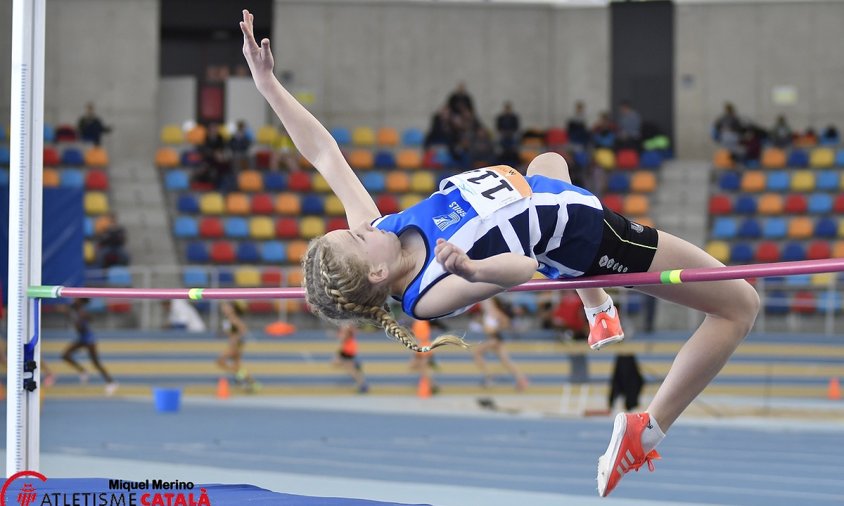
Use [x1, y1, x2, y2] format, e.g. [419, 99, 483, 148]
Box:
[27, 258, 844, 301]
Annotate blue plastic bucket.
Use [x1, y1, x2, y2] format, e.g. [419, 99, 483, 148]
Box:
[152, 388, 182, 413]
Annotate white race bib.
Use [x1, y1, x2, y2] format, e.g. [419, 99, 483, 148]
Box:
[441, 166, 532, 218]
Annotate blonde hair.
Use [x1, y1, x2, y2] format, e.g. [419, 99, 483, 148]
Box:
[303, 236, 467, 353]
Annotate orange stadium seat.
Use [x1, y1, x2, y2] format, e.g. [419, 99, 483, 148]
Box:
[396, 149, 422, 169]
[352, 127, 376, 147]
[634, 217, 654, 229]
[787, 217, 813, 239]
[199, 193, 225, 214]
[348, 149, 374, 170]
[324, 195, 345, 216]
[287, 267, 304, 287]
[275, 194, 301, 215]
[386, 172, 410, 193]
[286, 240, 309, 263]
[376, 127, 399, 147]
[834, 241, 844, 258]
[94, 215, 112, 234]
[300, 216, 326, 239]
[630, 172, 657, 193]
[712, 149, 734, 169]
[43, 169, 60, 188]
[761, 148, 786, 169]
[740, 171, 765, 192]
[238, 170, 263, 192]
[185, 125, 207, 145]
[757, 194, 783, 215]
[249, 217, 275, 239]
[155, 147, 180, 168]
[84, 147, 109, 167]
[622, 194, 649, 216]
[225, 193, 250, 215]
[311, 173, 332, 192]
[160, 124, 184, 145]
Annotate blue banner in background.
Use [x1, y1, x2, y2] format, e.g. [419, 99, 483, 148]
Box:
[0, 185, 85, 306]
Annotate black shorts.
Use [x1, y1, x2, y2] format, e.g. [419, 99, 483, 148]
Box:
[583, 206, 659, 277]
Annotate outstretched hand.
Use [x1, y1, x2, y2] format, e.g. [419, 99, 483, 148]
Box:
[240, 9, 274, 85]
[435, 238, 477, 281]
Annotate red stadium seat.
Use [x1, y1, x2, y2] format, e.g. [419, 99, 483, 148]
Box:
[376, 195, 400, 215]
[287, 171, 312, 192]
[791, 291, 816, 314]
[43, 147, 60, 166]
[807, 241, 831, 260]
[601, 194, 623, 214]
[261, 269, 283, 286]
[247, 301, 276, 313]
[275, 218, 299, 239]
[784, 194, 807, 214]
[199, 217, 224, 238]
[209, 241, 236, 263]
[254, 149, 273, 170]
[326, 217, 348, 232]
[545, 128, 568, 146]
[708, 195, 732, 215]
[250, 193, 274, 214]
[754, 241, 780, 262]
[616, 149, 639, 170]
[85, 170, 109, 190]
[834, 195, 844, 214]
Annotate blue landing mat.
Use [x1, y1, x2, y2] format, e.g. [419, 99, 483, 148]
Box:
[3, 478, 429, 506]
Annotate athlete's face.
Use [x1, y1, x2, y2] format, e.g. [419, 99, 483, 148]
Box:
[324, 222, 401, 278]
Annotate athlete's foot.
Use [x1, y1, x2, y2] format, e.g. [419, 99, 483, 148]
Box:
[79, 372, 89, 385]
[357, 383, 369, 394]
[588, 311, 625, 350]
[43, 373, 56, 388]
[515, 376, 530, 392]
[104, 382, 119, 396]
[596, 412, 661, 497]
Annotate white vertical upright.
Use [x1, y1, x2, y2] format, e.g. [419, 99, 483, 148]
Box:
[7, 0, 45, 475]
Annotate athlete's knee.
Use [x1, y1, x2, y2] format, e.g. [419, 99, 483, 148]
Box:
[720, 281, 760, 335]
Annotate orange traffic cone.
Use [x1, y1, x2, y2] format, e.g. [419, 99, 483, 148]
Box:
[417, 376, 431, 399]
[827, 377, 841, 401]
[216, 377, 230, 400]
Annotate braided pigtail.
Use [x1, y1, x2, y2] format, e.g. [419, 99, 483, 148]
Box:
[371, 304, 468, 353]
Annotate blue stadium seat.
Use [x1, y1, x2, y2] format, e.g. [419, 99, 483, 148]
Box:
[762, 217, 788, 239]
[86, 298, 107, 314]
[814, 217, 837, 238]
[177, 194, 199, 214]
[433, 148, 454, 168]
[361, 172, 386, 193]
[573, 150, 591, 168]
[816, 170, 839, 191]
[401, 128, 424, 147]
[786, 149, 809, 167]
[785, 274, 811, 286]
[107, 267, 132, 286]
[173, 216, 198, 238]
[301, 195, 325, 215]
[781, 242, 806, 261]
[218, 270, 234, 284]
[262, 241, 286, 263]
[43, 124, 55, 143]
[836, 149, 844, 167]
[817, 291, 843, 314]
[639, 150, 662, 169]
[224, 217, 249, 238]
[808, 193, 833, 214]
[263, 172, 287, 191]
[737, 218, 762, 239]
[718, 172, 741, 191]
[607, 173, 631, 193]
[0, 171, 7, 185]
[712, 217, 738, 239]
[182, 268, 208, 286]
[236, 242, 260, 263]
[84, 217, 95, 237]
[61, 148, 84, 166]
[374, 151, 396, 169]
[0, 147, 9, 166]
[765, 171, 789, 192]
[164, 170, 189, 191]
[186, 242, 209, 262]
[729, 243, 753, 263]
[765, 291, 790, 315]
[60, 169, 84, 188]
[180, 149, 201, 167]
[330, 127, 352, 145]
[733, 195, 757, 214]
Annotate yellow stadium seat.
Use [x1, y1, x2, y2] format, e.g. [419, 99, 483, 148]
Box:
[838, 220, 844, 238]
[396, 149, 422, 169]
[811, 273, 835, 286]
[286, 241, 309, 263]
[249, 217, 274, 239]
[761, 148, 786, 169]
[199, 193, 224, 214]
[312, 173, 332, 192]
[705, 241, 730, 263]
[155, 147, 180, 168]
[276, 134, 293, 150]
[386, 172, 410, 193]
[757, 194, 783, 215]
[217, 124, 231, 141]
[740, 171, 766, 192]
[810, 148, 834, 168]
[787, 217, 813, 239]
[712, 149, 733, 169]
[400, 194, 424, 210]
[622, 194, 649, 216]
[352, 127, 376, 146]
[160, 124, 184, 145]
[84, 192, 109, 214]
[300, 216, 326, 239]
[185, 125, 206, 145]
[43, 169, 60, 188]
[276, 193, 301, 215]
[234, 267, 261, 287]
[348, 149, 374, 170]
[630, 172, 657, 193]
[410, 171, 436, 194]
[256, 125, 279, 146]
[594, 148, 615, 169]
[238, 170, 263, 192]
[84, 147, 109, 167]
[834, 241, 844, 257]
[377, 127, 399, 147]
[325, 195, 345, 216]
[790, 170, 815, 192]
[84, 241, 95, 263]
[225, 193, 250, 215]
[94, 215, 112, 234]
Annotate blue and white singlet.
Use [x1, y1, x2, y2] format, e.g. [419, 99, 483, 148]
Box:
[372, 167, 604, 319]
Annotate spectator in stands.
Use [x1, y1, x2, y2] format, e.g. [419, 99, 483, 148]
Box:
[712, 102, 742, 143]
[194, 123, 234, 191]
[495, 101, 521, 165]
[592, 111, 616, 148]
[94, 212, 129, 268]
[162, 299, 207, 332]
[741, 123, 766, 165]
[769, 115, 792, 148]
[567, 101, 590, 148]
[447, 81, 475, 116]
[60, 298, 118, 396]
[616, 100, 642, 150]
[821, 124, 839, 144]
[229, 120, 252, 171]
[466, 126, 496, 169]
[424, 104, 455, 151]
[77, 102, 112, 146]
[720, 124, 743, 163]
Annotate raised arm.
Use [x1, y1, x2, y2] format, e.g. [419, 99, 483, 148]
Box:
[239, 10, 379, 227]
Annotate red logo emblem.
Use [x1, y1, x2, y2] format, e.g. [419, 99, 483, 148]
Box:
[0, 471, 47, 506]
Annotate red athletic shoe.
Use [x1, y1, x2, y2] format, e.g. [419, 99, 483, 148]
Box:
[588, 311, 624, 350]
[596, 412, 661, 497]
